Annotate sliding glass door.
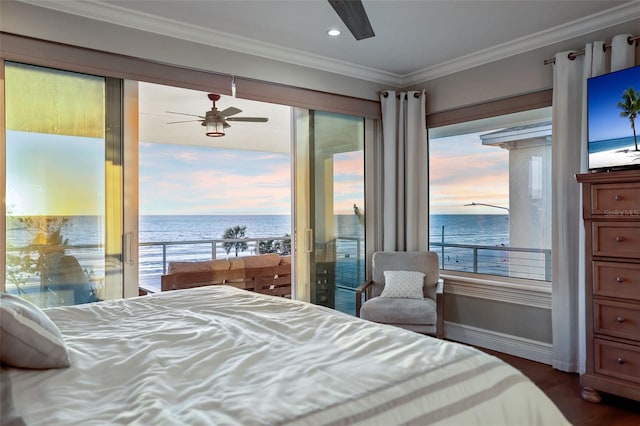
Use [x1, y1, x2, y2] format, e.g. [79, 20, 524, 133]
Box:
[295, 110, 365, 314]
[4, 61, 124, 306]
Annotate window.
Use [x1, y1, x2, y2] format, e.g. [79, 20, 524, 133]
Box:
[429, 107, 552, 282]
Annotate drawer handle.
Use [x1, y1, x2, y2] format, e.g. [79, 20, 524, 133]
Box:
[616, 316, 625, 323]
[615, 236, 625, 242]
[616, 357, 625, 365]
[613, 195, 622, 201]
[616, 277, 624, 283]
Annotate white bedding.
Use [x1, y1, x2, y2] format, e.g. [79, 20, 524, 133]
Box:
[6, 286, 569, 425]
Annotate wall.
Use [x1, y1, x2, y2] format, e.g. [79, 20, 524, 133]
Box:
[407, 19, 640, 114]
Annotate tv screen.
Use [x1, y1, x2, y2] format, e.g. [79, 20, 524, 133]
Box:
[587, 64, 640, 171]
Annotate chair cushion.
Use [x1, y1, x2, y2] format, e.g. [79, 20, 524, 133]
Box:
[0, 293, 71, 369]
[380, 271, 424, 299]
[360, 296, 437, 326]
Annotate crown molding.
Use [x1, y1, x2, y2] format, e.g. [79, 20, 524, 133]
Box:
[17, 0, 640, 88]
[17, 0, 403, 87]
[402, 1, 640, 86]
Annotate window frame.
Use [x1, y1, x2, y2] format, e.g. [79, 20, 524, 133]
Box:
[427, 91, 553, 308]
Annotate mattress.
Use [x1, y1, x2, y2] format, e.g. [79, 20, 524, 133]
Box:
[5, 286, 569, 425]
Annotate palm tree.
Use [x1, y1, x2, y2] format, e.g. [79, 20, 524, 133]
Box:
[222, 225, 248, 257]
[258, 233, 291, 255]
[617, 86, 640, 151]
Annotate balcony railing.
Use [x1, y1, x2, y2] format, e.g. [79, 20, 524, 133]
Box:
[6, 237, 550, 300]
[429, 242, 551, 281]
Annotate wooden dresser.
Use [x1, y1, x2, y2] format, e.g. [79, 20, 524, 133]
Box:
[576, 169, 640, 403]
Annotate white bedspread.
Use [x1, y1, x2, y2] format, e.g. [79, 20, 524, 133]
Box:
[7, 286, 569, 425]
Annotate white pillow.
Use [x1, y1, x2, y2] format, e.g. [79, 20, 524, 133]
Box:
[380, 270, 425, 299]
[0, 293, 70, 369]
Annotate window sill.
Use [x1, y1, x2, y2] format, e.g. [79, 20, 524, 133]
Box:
[441, 271, 551, 309]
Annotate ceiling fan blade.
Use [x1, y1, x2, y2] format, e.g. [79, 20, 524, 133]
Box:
[166, 111, 205, 119]
[219, 106, 242, 117]
[226, 117, 269, 122]
[167, 119, 203, 124]
[328, 0, 375, 40]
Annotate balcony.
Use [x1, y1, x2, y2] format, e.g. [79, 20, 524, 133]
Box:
[7, 238, 549, 313]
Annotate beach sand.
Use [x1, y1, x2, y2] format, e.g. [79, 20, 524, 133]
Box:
[589, 143, 640, 169]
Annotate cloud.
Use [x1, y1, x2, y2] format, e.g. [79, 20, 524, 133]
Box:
[140, 144, 292, 215]
[428, 132, 509, 213]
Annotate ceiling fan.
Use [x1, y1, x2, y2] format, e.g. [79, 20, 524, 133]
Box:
[167, 93, 269, 137]
[328, 0, 375, 40]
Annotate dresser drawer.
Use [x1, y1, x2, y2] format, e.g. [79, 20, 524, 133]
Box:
[595, 339, 640, 384]
[594, 261, 640, 300]
[591, 182, 640, 216]
[594, 300, 640, 341]
[592, 222, 640, 259]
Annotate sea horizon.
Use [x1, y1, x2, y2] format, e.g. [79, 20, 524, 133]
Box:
[7, 213, 510, 257]
[588, 135, 636, 153]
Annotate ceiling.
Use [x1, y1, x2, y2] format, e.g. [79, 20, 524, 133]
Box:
[19, 0, 638, 86]
[139, 82, 292, 152]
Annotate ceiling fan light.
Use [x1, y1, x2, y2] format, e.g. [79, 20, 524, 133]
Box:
[205, 120, 225, 137]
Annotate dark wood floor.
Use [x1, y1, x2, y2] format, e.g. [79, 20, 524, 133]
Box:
[482, 349, 640, 425]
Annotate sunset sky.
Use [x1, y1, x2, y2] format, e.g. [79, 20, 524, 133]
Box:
[429, 131, 509, 215]
[139, 142, 292, 215]
[6, 131, 104, 216]
[6, 130, 505, 217]
[5, 131, 364, 216]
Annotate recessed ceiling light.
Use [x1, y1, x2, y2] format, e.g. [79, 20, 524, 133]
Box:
[327, 29, 341, 37]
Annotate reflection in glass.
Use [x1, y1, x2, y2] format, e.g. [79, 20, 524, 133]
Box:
[4, 62, 121, 307]
[310, 111, 365, 314]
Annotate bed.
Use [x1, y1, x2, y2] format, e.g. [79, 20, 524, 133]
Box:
[2, 286, 569, 425]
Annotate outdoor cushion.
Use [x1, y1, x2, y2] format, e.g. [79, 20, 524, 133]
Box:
[230, 253, 281, 270]
[168, 258, 230, 274]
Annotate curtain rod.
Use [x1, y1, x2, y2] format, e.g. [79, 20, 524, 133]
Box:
[543, 35, 639, 65]
[380, 91, 421, 98]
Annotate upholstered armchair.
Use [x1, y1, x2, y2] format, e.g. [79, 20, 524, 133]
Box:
[356, 251, 443, 338]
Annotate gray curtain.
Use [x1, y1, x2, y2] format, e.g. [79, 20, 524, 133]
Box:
[379, 90, 428, 251]
[551, 34, 635, 373]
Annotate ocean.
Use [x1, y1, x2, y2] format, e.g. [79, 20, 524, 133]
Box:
[429, 214, 508, 246]
[7, 214, 506, 249]
[588, 135, 637, 153]
[7, 214, 516, 288]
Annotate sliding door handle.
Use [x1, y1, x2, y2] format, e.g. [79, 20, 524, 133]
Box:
[123, 232, 134, 264]
[305, 229, 313, 253]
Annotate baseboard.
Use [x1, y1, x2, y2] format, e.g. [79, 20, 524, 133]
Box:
[444, 321, 552, 365]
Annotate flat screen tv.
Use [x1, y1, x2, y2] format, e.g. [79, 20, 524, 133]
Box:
[587, 64, 640, 171]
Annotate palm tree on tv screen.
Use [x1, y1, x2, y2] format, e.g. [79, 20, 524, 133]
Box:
[617, 86, 640, 151]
